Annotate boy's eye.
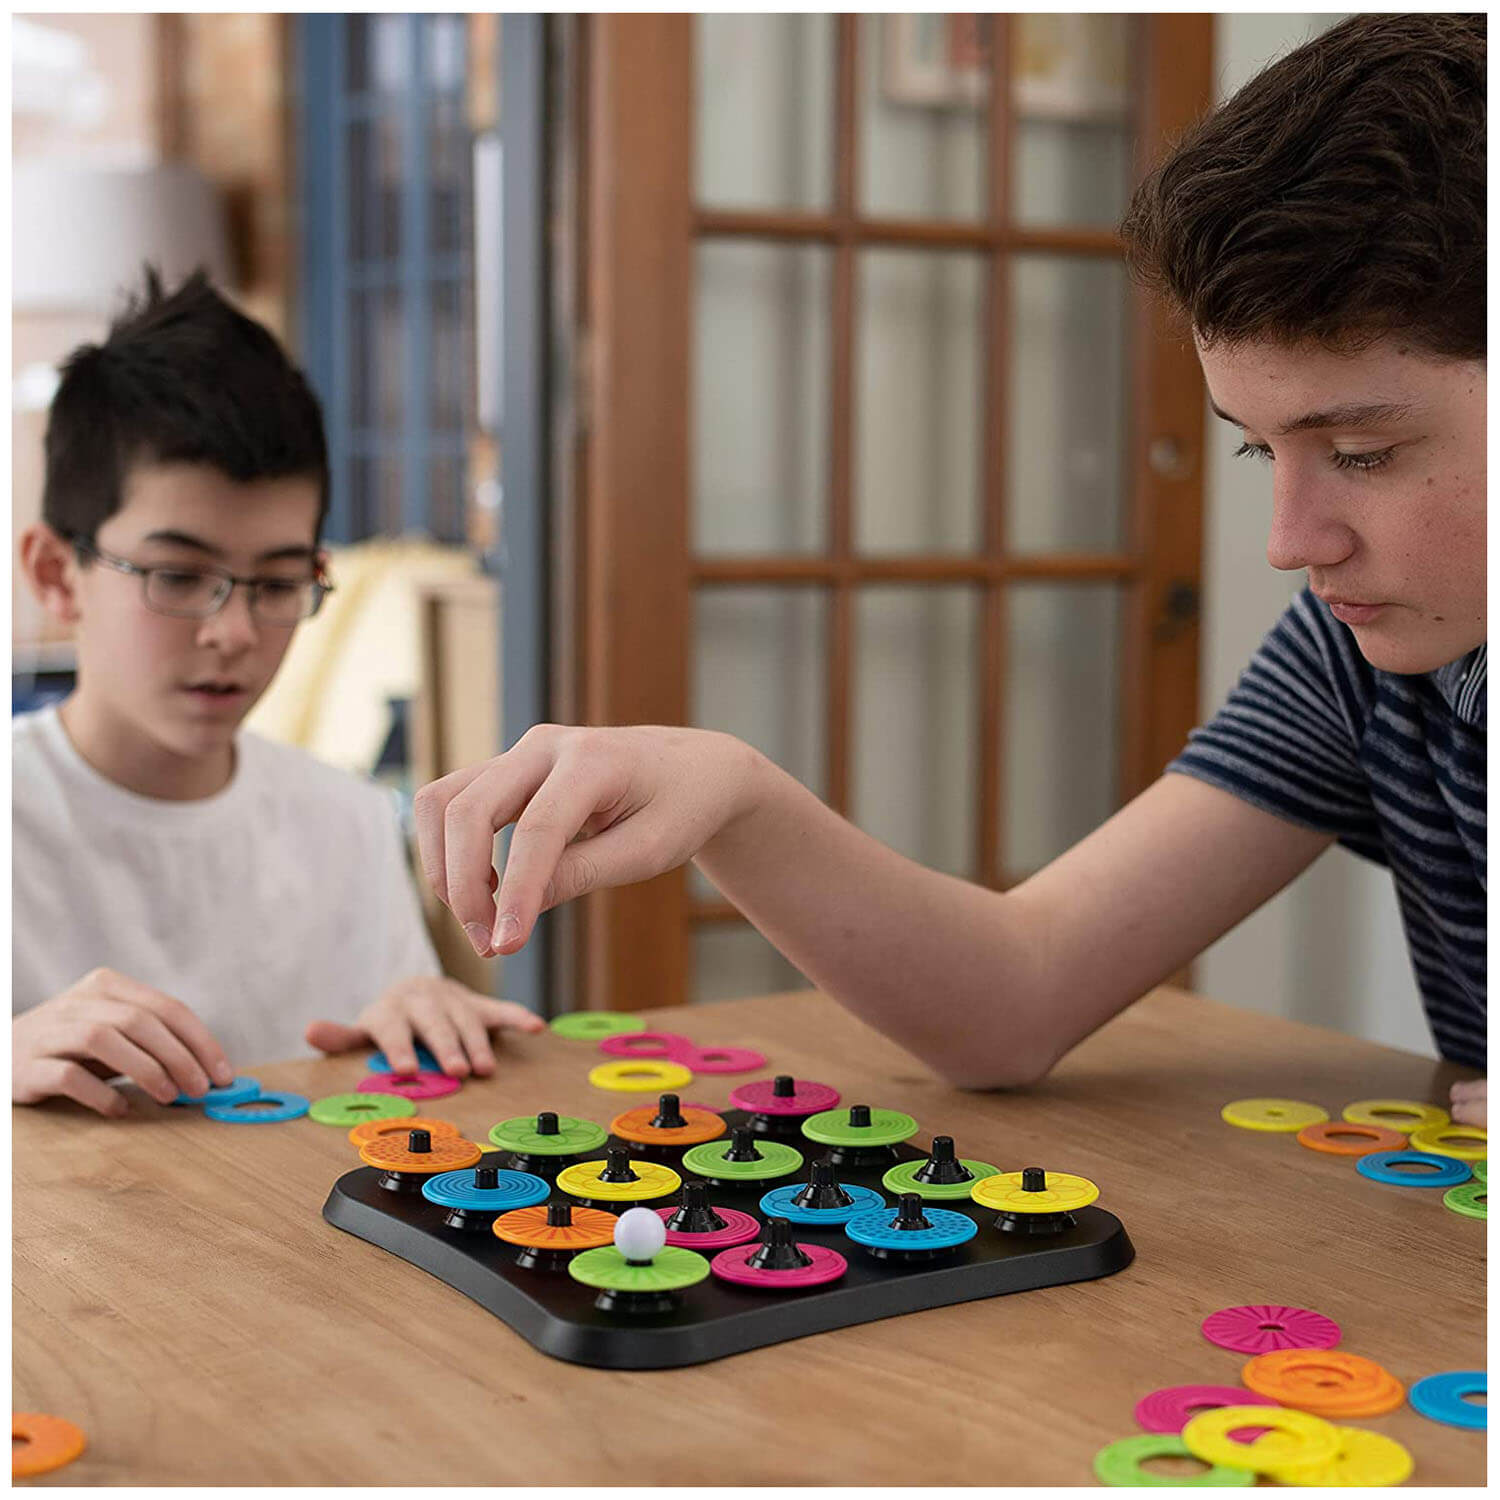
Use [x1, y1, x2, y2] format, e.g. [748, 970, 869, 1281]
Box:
[1331, 447, 1396, 472]
[256, 579, 301, 597]
[153, 570, 214, 596]
[1233, 441, 1274, 463]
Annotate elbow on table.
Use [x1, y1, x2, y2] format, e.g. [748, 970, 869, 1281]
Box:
[931, 1045, 1055, 1094]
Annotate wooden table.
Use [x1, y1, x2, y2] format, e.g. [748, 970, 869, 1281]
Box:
[13, 987, 1486, 1485]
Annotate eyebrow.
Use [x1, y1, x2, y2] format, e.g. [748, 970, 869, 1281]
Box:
[1208, 400, 1419, 435]
[141, 529, 318, 564]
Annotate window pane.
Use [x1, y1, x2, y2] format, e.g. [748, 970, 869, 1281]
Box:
[852, 586, 980, 877]
[430, 279, 466, 432]
[695, 15, 834, 212]
[860, 14, 988, 222]
[694, 241, 830, 556]
[1002, 583, 1122, 875]
[855, 250, 984, 555]
[1006, 256, 1130, 554]
[692, 924, 808, 1006]
[376, 285, 404, 431]
[426, 14, 466, 94]
[428, 98, 468, 258]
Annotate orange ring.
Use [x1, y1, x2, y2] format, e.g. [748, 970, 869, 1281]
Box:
[609, 1104, 727, 1146]
[13, 1413, 86, 1477]
[1297, 1120, 1407, 1156]
[1243, 1349, 1405, 1417]
[493, 1203, 618, 1250]
[347, 1115, 460, 1148]
[358, 1134, 482, 1174]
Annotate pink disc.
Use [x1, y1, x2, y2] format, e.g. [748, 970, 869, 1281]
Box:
[710, 1241, 847, 1289]
[599, 1030, 692, 1061]
[685, 1045, 766, 1075]
[656, 1205, 761, 1250]
[1201, 1303, 1341, 1354]
[356, 1070, 461, 1101]
[728, 1078, 841, 1116]
[1135, 1384, 1281, 1435]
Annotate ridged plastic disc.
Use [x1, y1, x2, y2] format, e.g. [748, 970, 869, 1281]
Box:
[729, 1077, 840, 1116]
[1270, 1425, 1413, 1486]
[1200, 1303, 1340, 1354]
[1242, 1349, 1404, 1418]
[710, 1240, 848, 1289]
[173, 1075, 260, 1106]
[568, 1244, 710, 1293]
[492, 1203, 617, 1250]
[421, 1168, 550, 1212]
[801, 1106, 917, 1147]
[550, 1011, 647, 1040]
[1356, 1150, 1470, 1187]
[1444, 1181, 1487, 1218]
[1296, 1120, 1406, 1156]
[556, 1158, 681, 1202]
[1181, 1406, 1339, 1474]
[588, 1059, 694, 1093]
[348, 1114, 459, 1148]
[844, 1204, 978, 1252]
[971, 1170, 1099, 1214]
[487, 1114, 607, 1156]
[1220, 1098, 1327, 1132]
[610, 1103, 726, 1146]
[1473, 1158, 1487, 1184]
[12, 1413, 87, 1478]
[204, 1090, 309, 1123]
[1407, 1122, 1487, 1161]
[758, 1181, 886, 1225]
[356, 1069, 460, 1101]
[883, 1157, 1000, 1200]
[655, 1204, 761, 1249]
[1092, 1433, 1255, 1487]
[1342, 1098, 1448, 1133]
[1134, 1385, 1279, 1435]
[310, 1091, 416, 1127]
[359, 1133, 482, 1174]
[1409, 1370, 1486, 1429]
[681, 1138, 803, 1181]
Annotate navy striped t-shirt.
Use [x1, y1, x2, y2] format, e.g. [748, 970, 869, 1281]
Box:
[1168, 588, 1486, 1068]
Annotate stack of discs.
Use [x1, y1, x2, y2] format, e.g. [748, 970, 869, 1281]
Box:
[1242, 1349, 1405, 1418]
[1180, 1405, 1412, 1487]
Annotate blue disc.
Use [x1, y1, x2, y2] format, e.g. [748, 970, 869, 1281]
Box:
[422, 1168, 550, 1212]
[203, 1090, 310, 1124]
[1410, 1371, 1487, 1429]
[844, 1204, 978, 1252]
[173, 1076, 261, 1107]
[1357, 1150, 1471, 1188]
[759, 1182, 887, 1225]
[369, 1046, 442, 1074]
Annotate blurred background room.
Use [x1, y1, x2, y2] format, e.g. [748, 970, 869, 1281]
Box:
[12, 13, 1426, 1055]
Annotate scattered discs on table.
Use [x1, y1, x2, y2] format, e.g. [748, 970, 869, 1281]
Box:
[569, 1244, 710, 1295]
[759, 1179, 886, 1226]
[844, 1198, 978, 1254]
[1409, 1370, 1486, 1430]
[1271, 1425, 1414, 1487]
[610, 1097, 726, 1147]
[971, 1169, 1099, 1215]
[1181, 1406, 1339, 1474]
[587, 1059, 694, 1094]
[488, 1113, 607, 1158]
[349, 1114, 459, 1148]
[1092, 1433, 1255, 1488]
[173, 1075, 261, 1107]
[368, 1045, 441, 1074]
[729, 1076, 840, 1117]
[556, 1155, 681, 1203]
[1220, 1098, 1328, 1132]
[1407, 1122, 1487, 1161]
[1134, 1385, 1281, 1435]
[1296, 1120, 1407, 1156]
[1356, 1149, 1471, 1188]
[1342, 1098, 1448, 1134]
[598, 1029, 765, 1074]
[1200, 1303, 1340, 1355]
[549, 1011, 647, 1040]
[1242, 1349, 1404, 1418]
[310, 1091, 416, 1127]
[1444, 1181, 1487, 1219]
[359, 1131, 483, 1175]
[12, 1413, 87, 1478]
[421, 1167, 550, 1213]
[801, 1105, 917, 1148]
[493, 1202, 617, 1252]
[204, 1090, 309, 1124]
[681, 1133, 803, 1182]
[356, 1069, 461, 1102]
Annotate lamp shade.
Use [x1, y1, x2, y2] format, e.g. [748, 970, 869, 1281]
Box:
[12, 161, 233, 312]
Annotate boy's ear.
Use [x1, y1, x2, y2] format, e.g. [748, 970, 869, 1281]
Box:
[18, 524, 84, 625]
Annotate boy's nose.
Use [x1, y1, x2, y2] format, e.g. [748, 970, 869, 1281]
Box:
[195, 584, 260, 651]
[1265, 471, 1357, 573]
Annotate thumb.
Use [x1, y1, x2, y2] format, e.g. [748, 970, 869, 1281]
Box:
[305, 1018, 371, 1055]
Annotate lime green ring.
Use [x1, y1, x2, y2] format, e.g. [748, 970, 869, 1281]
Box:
[1093, 1434, 1255, 1487]
[568, 1245, 710, 1294]
[801, 1107, 918, 1148]
[1473, 1158, 1486, 1185]
[549, 1012, 647, 1040]
[309, 1092, 416, 1127]
[681, 1138, 804, 1181]
[883, 1158, 1000, 1201]
[1444, 1181, 1487, 1219]
[488, 1114, 609, 1156]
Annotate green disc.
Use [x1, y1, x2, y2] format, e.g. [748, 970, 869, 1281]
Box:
[567, 1245, 710, 1294]
[681, 1138, 804, 1181]
[549, 1012, 647, 1040]
[1444, 1181, 1487, 1219]
[488, 1114, 608, 1156]
[883, 1157, 1001, 1201]
[309, 1092, 416, 1127]
[1474, 1158, 1487, 1185]
[1094, 1434, 1255, 1488]
[801, 1107, 918, 1148]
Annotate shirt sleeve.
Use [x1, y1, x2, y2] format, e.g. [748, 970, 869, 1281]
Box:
[371, 789, 444, 984]
[1166, 589, 1388, 865]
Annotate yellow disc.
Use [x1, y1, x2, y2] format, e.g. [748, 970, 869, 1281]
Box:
[587, 1060, 694, 1093]
[1182, 1406, 1339, 1474]
[1408, 1122, 1487, 1161]
[1221, 1098, 1328, 1132]
[969, 1170, 1099, 1214]
[556, 1157, 682, 1202]
[1342, 1098, 1449, 1134]
[1270, 1425, 1414, 1487]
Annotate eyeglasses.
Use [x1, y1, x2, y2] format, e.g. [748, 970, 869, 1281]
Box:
[69, 537, 334, 624]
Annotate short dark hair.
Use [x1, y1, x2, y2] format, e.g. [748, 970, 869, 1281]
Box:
[1120, 13, 1485, 359]
[43, 266, 330, 545]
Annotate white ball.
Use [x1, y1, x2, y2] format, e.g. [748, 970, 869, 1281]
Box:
[614, 1205, 667, 1262]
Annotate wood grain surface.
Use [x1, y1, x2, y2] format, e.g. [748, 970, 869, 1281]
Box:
[12, 987, 1485, 1485]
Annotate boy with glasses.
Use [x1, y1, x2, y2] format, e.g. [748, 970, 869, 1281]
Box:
[12, 270, 540, 1117]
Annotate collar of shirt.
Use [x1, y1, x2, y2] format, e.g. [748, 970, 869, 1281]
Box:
[1430, 643, 1486, 730]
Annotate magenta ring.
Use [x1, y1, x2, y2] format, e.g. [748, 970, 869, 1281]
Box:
[686, 1045, 766, 1075]
[656, 1205, 761, 1250]
[1201, 1303, 1341, 1354]
[599, 1030, 688, 1060]
[1135, 1384, 1281, 1435]
[710, 1241, 847, 1289]
[728, 1078, 842, 1116]
[356, 1070, 461, 1101]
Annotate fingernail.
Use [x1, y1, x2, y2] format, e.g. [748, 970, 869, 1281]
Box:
[492, 912, 521, 949]
[465, 922, 492, 955]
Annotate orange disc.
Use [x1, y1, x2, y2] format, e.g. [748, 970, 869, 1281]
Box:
[493, 1204, 618, 1250]
[358, 1133, 482, 1174]
[1243, 1349, 1406, 1417]
[1297, 1120, 1407, 1156]
[347, 1115, 460, 1148]
[609, 1104, 727, 1147]
[13, 1413, 86, 1477]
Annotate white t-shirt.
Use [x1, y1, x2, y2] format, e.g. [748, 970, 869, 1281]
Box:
[12, 706, 441, 1065]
